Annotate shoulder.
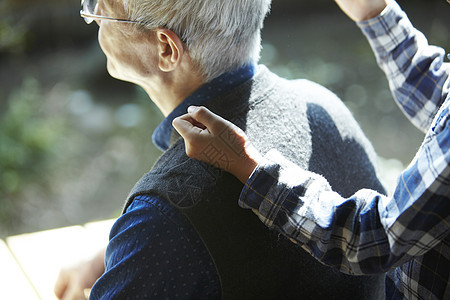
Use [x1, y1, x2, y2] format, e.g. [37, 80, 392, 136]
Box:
[127, 140, 219, 209]
[260, 67, 349, 114]
[287, 78, 346, 109]
[257, 66, 339, 98]
[262, 72, 362, 135]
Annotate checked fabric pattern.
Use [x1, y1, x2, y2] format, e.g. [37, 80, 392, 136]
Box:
[239, 2, 449, 299]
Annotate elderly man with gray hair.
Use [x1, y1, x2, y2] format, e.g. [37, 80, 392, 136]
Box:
[56, 0, 388, 298]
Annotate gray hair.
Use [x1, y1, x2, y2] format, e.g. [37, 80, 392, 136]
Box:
[124, 0, 271, 82]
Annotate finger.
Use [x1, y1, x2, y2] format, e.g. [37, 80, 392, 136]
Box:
[172, 115, 206, 140]
[173, 114, 217, 159]
[186, 106, 249, 151]
[176, 113, 207, 130]
[187, 106, 229, 133]
[54, 270, 69, 299]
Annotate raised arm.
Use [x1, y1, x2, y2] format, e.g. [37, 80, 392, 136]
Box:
[335, 0, 449, 132]
[355, 1, 449, 132]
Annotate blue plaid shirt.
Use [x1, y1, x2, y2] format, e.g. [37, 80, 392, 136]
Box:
[239, 2, 449, 299]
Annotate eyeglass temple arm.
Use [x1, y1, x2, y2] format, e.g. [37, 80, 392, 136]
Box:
[80, 11, 141, 23]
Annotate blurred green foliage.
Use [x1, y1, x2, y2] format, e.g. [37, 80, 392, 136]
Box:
[0, 0, 87, 56]
[0, 78, 67, 227]
[0, 21, 26, 53]
[0, 1, 26, 54]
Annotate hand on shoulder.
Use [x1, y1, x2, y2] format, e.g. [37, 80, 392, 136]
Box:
[173, 106, 262, 183]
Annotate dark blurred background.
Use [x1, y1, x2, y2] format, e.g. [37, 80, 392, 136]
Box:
[0, 0, 449, 237]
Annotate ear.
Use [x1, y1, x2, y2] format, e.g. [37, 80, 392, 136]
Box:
[156, 28, 184, 72]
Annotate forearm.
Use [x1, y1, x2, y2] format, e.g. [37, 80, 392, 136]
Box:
[239, 146, 450, 275]
[358, 1, 450, 132]
[240, 150, 392, 275]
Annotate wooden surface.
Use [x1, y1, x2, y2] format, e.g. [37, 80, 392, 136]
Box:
[1, 219, 114, 300]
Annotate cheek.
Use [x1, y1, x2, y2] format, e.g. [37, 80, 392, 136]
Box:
[98, 26, 118, 60]
[97, 27, 125, 78]
[99, 26, 129, 59]
[98, 27, 110, 59]
[98, 25, 158, 78]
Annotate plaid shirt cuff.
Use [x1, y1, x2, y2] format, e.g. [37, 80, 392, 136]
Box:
[238, 149, 327, 228]
[357, 1, 413, 62]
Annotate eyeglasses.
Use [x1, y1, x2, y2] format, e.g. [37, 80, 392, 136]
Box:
[80, 0, 141, 24]
[80, 0, 186, 42]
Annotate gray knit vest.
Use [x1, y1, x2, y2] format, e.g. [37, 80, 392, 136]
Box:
[125, 66, 386, 299]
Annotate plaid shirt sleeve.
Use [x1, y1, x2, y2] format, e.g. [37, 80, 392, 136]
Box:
[357, 0, 449, 133]
[238, 0, 450, 280]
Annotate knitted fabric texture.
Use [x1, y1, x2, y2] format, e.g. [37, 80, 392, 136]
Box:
[126, 66, 386, 299]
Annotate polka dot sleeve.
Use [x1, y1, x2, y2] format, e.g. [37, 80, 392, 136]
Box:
[90, 195, 221, 299]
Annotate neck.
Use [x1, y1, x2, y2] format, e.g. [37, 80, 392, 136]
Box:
[138, 68, 205, 117]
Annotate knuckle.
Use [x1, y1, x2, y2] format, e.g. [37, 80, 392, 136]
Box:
[195, 106, 208, 117]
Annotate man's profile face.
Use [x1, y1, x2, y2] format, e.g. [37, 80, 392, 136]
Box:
[96, 0, 159, 83]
